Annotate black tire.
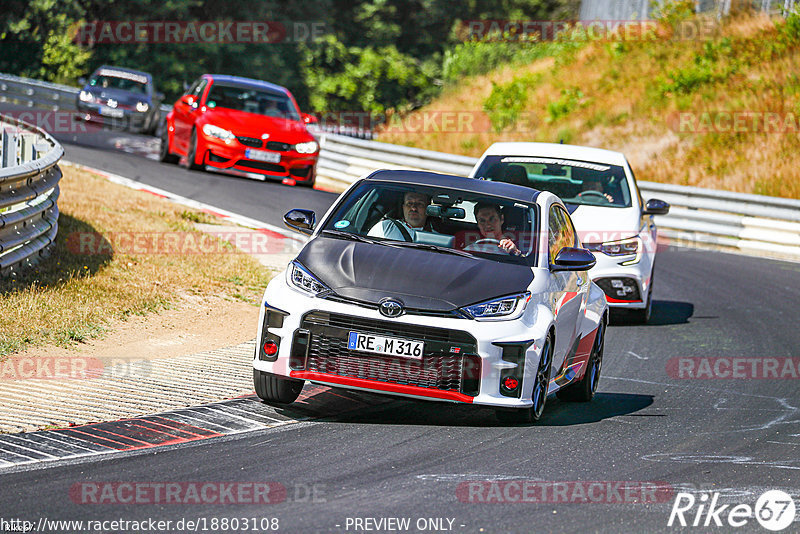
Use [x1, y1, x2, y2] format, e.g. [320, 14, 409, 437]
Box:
[629, 276, 653, 324]
[253, 369, 303, 404]
[496, 334, 553, 424]
[159, 125, 178, 164]
[557, 316, 606, 402]
[183, 128, 202, 170]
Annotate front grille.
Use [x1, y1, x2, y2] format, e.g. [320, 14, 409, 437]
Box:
[237, 136, 262, 147]
[298, 311, 478, 395]
[266, 141, 292, 151]
[235, 159, 285, 173]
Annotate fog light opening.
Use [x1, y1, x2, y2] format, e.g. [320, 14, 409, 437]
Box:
[502, 376, 519, 392]
[263, 340, 278, 356]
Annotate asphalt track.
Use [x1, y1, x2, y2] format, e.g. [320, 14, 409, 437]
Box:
[2, 106, 800, 533]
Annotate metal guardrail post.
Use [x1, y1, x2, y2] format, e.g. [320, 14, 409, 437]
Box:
[0, 113, 64, 276]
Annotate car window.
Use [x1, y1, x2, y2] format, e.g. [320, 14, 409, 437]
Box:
[192, 79, 208, 100]
[555, 206, 577, 248]
[89, 69, 149, 95]
[204, 83, 300, 121]
[321, 181, 538, 266]
[475, 155, 633, 208]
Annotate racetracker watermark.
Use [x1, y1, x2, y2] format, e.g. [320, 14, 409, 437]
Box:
[66, 230, 300, 256]
[668, 489, 796, 530]
[69, 482, 325, 504]
[315, 110, 530, 134]
[668, 111, 800, 134]
[457, 19, 718, 42]
[456, 481, 674, 503]
[0, 111, 120, 134]
[667, 357, 800, 379]
[73, 21, 327, 44]
[0, 356, 153, 380]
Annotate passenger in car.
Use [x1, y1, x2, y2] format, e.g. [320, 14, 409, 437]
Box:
[368, 191, 438, 242]
[462, 203, 521, 255]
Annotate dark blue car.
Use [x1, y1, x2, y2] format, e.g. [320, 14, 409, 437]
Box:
[76, 66, 163, 135]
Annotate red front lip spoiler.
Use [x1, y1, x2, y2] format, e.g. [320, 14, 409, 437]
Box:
[289, 371, 475, 403]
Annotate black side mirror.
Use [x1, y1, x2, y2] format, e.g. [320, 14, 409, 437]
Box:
[284, 209, 315, 235]
[643, 198, 670, 216]
[551, 247, 596, 272]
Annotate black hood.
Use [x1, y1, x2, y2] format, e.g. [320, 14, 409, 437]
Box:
[296, 237, 534, 312]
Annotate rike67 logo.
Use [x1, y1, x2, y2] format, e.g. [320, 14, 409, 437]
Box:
[668, 490, 796, 531]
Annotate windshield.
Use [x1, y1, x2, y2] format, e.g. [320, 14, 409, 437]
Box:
[89, 71, 149, 94]
[321, 181, 538, 266]
[474, 155, 632, 208]
[205, 83, 300, 120]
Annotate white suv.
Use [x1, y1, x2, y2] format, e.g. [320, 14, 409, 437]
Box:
[471, 142, 669, 323]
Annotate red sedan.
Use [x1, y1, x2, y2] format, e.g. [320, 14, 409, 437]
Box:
[160, 74, 319, 187]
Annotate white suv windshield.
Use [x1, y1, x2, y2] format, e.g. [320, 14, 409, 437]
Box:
[475, 156, 632, 208]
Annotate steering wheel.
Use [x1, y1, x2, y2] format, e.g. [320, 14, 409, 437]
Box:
[577, 190, 610, 202]
[473, 238, 501, 245]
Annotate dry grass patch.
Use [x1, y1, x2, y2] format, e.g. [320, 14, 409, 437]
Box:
[0, 165, 274, 356]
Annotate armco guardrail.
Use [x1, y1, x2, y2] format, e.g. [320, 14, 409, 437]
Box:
[317, 133, 800, 262]
[0, 113, 63, 276]
[0, 72, 171, 123]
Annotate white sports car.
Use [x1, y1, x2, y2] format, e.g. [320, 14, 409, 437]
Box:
[471, 143, 670, 323]
[253, 170, 608, 423]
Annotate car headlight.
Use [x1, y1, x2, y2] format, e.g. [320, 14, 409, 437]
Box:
[79, 91, 94, 103]
[202, 124, 235, 142]
[136, 102, 149, 112]
[287, 261, 330, 296]
[585, 237, 642, 264]
[461, 292, 531, 321]
[294, 141, 319, 154]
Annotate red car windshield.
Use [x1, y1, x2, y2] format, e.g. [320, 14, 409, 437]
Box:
[205, 83, 300, 121]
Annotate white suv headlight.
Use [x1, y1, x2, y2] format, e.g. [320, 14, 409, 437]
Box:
[202, 124, 235, 142]
[136, 102, 149, 112]
[288, 261, 330, 296]
[294, 141, 319, 154]
[461, 292, 531, 321]
[79, 91, 94, 103]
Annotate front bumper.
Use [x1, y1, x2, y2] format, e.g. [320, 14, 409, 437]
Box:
[200, 135, 317, 184]
[587, 242, 654, 310]
[253, 275, 554, 409]
[76, 101, 152, 131]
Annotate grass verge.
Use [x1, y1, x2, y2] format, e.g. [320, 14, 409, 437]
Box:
[0, 165, 274, 356]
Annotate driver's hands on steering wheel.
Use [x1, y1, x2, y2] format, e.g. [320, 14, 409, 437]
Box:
[499, 238, 521, 255]
[578, 190, 614, 203]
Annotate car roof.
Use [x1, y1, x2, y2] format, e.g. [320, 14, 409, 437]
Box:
[94, 65, 152, 81]
[481, 142, 628, 167]
[205, 74, 290, 95]
[365, 170, 541, 204]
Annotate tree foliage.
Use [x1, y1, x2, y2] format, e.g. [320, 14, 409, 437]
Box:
[0, 0, 578, 113]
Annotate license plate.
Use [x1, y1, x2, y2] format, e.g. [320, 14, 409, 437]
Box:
[245, 148, 280, 163]
[348, 331, 424, 359]
[99, 106, 123, 118]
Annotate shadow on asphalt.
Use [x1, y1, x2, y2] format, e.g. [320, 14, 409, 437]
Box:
[278, 388, 656, 428]
[611, 300, 694, 327]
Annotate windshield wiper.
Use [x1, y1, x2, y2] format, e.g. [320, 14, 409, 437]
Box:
[383, 241, 478, 259]
[321, 229, 381, 245]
